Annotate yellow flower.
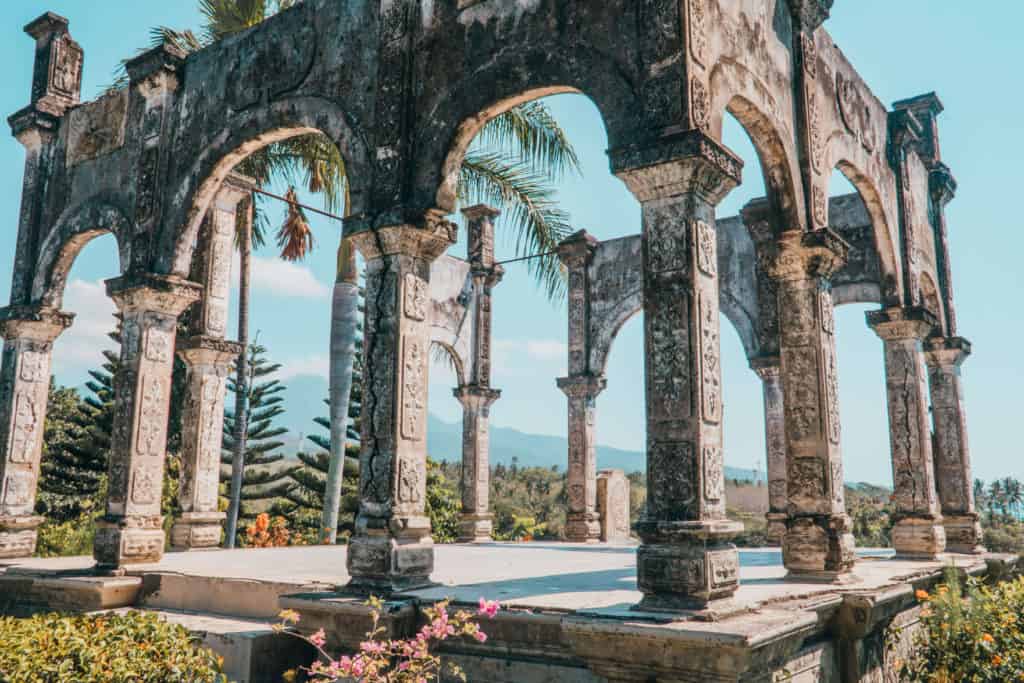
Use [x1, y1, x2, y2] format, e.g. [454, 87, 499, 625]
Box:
[916, 589, 930, 601]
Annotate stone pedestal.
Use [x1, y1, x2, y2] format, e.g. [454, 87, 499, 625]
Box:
[557, 375, 605, 543]
[764, 231, 856, 581]
[597, 470, 631, 543]
[868, 307, 945, 559]
[752, 356, 787, 546]
[0, 307, 73, 558]
[170, 337, 240, 550]
[925, 336, 983, 554]
[345, 221, 455, 592]
[94, 275, 200, 571]
[454, 385, 500, 543]
[611, 130, 743, 610]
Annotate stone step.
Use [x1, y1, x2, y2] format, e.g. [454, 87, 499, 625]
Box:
[0, 571, 141, 616]
[137, 571, 333, 620]
[115, 608, 316, 683]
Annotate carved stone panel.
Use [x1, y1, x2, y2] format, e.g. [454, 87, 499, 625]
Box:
[2, 470, 33, 507]
[648, 284, 691, 421]
[135, 375, 166, 458]
[144, 327, 172, 363]
[51, 34, 83, 98]
[687, 0, 708, 67]
[780, 287, 817, 348]
[789, 458, 827, 509]
[703, 445, 724, 501]
[19, 351, 46, 383]
[690, 77, 710, 132]
[403, 273, 428, 322]
[131, 466, 160, 505]
[824, 342, 841, 446]
[648, 441, 696, 521]
[397, 457, 423, 505]
[782, 347, 821, 443]
[696, 220, 717, 276]
[9, 393, 40, 464]
[708, 550, 739, 589]
[400, 337, 426, 441]
[646, 221, 688, 274]
[699, 292, 721, 425]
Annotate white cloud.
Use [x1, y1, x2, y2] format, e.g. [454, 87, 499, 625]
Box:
[277, 354, 330, 380]
[51, 278, 119, 380]
[494, 338, 567, 362]
[231, 253, 331, 300]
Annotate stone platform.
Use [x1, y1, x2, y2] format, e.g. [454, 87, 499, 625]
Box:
[1, 543, 1019, 682]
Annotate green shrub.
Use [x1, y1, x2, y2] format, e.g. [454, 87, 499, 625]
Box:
[0, 611, 227, 682]
[33, 513, 97, 558]
[897, 569, 1024, 681]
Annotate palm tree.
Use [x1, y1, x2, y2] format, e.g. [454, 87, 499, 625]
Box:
[1004, 477, 1022, 522]
[989, 480, 1004, 523]
[129, 0, 580, 545]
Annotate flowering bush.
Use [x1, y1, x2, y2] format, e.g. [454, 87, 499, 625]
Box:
[245, 512, 291, 547]
[279, 597, 501, 682]
[0, 611, 226, 682]
[897, 569, 1024, 681]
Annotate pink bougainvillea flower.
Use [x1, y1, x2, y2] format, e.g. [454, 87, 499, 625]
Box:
[478, 598, 501, 618]
[309, 628, 327, 648]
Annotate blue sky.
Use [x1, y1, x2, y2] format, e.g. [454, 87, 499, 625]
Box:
[0, 2, 1020, 485]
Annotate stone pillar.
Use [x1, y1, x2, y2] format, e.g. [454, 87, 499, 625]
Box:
[454, 385, 500, 543]
[611, 130, 743, 610]
[925, 336, 983, 554]
[0, 307, 73, 557]
[764, 231, 856, 581]
[94, 275, 200, 571]
[752, 356, 787, 545]
[557, 375, 606, 543]
[867, 307, 945, 559]
[170, 337, 240, 550]
[597, 470, 631, 543]
[346, 220, 456, 592]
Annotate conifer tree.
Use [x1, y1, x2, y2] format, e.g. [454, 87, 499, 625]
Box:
[35, 381, 99, 522]
[221, 342, 296, 532]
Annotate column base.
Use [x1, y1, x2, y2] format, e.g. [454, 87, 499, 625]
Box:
[565, 512, 601, 543]
[942, 515, 985, 554]
[635, 520, 743, 609]
[0, 515, 44, 559]
[346, 531, 435, 593]
[170, 512, 226, 550]
[892, 517, 947, 560]
[765, 513, 788, 546]
[93, 516, 165, 570]
[783, 515, 857, 580]
[457, 513, 493, 543]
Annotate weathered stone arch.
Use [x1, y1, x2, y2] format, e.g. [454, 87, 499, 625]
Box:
[31, 197, 131, 309]
[163, 96, 371, 276]
[424, 44, 640, 214]
[590, 293, 642, 378]
[919, 270, 945, 333]
[429, 340, 467, 389]
[708, 64, 805, 234]
[832, 160, 902, 304]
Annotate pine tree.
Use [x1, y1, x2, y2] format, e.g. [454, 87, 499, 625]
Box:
[221, 342, 296, 533]
[35, 381, 101, 522]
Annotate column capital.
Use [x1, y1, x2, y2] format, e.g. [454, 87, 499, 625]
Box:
[557, 374, 607, 400]
[924, 336, 971, 367]
[178, 335, 243, 367]
[348, 219, 457, 263]
[609, 129, 742, 204]
[214, 173, 257, 211]
[557, 230, 599, 270]
[866, 306, 938, 342]
[0, 305, 74, 342]
[461, 204, 501, 223]
[453, 384, 501, 410]
[749, 354, 782, 380]
[762, 230, 849, 282]
[929, 162, 957, 207]
[106, 274, 202, 316]
[786, 0, 833, 33]
[126, 42, 187, 97]
[7, 107, 59, 149]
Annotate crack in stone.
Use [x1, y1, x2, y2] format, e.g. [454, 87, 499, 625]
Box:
[362, 224, 392, 510]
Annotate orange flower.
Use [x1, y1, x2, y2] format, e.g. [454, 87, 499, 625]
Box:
[992, 655, 1003, 666]
[915, 589, 930, 601]
[983, 633, 995, 644]
[255, 513, 271, 532]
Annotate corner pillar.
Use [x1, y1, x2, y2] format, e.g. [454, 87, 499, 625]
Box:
[0, 307, 73, 557]
[764, 231, 856, 581]
[611, 130, 744, 610]
[867, 307, 945, 559]
[170, 337, 241, 550]
[454, 385, 500, 543]
[94, 275, 200, 571]
[752, 356, 787, 545]
[557, 375, 606, 543]
[345, 219, 456, 592]
[925, 337, 982, 554]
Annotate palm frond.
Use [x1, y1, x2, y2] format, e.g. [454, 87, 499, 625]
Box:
[458, 152, 572, 300]
[277, 187, 315, 261]
[475, 101, 581, 180]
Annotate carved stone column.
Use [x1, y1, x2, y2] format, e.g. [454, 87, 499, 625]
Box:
[557, 375, 606, 543]
[611, 130, 743, 610]
[346, 220, 456, 592]
[170, 337, 240, 550]
[764, 231, 856, 581]
[94, 275, 200, 571]
[751, 356, 787, 545]
[0, 307, 73, 557]
[867, 307, 945, 559]
[454, 385, 500, 543]
[925, 336, 983, 554]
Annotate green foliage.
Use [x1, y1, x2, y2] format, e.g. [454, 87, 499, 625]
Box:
[487, 462, 567, 540]
[897, 570, 1024, 681]
[426, 460, 461, 543]
[35, 382, 101, 523]
[34, 513, 97, 559]
[0, 611, 226, 682]
[846, 485, 893, 548]
[981, 522, 1024, 553]
[222, 343, 297, 530]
